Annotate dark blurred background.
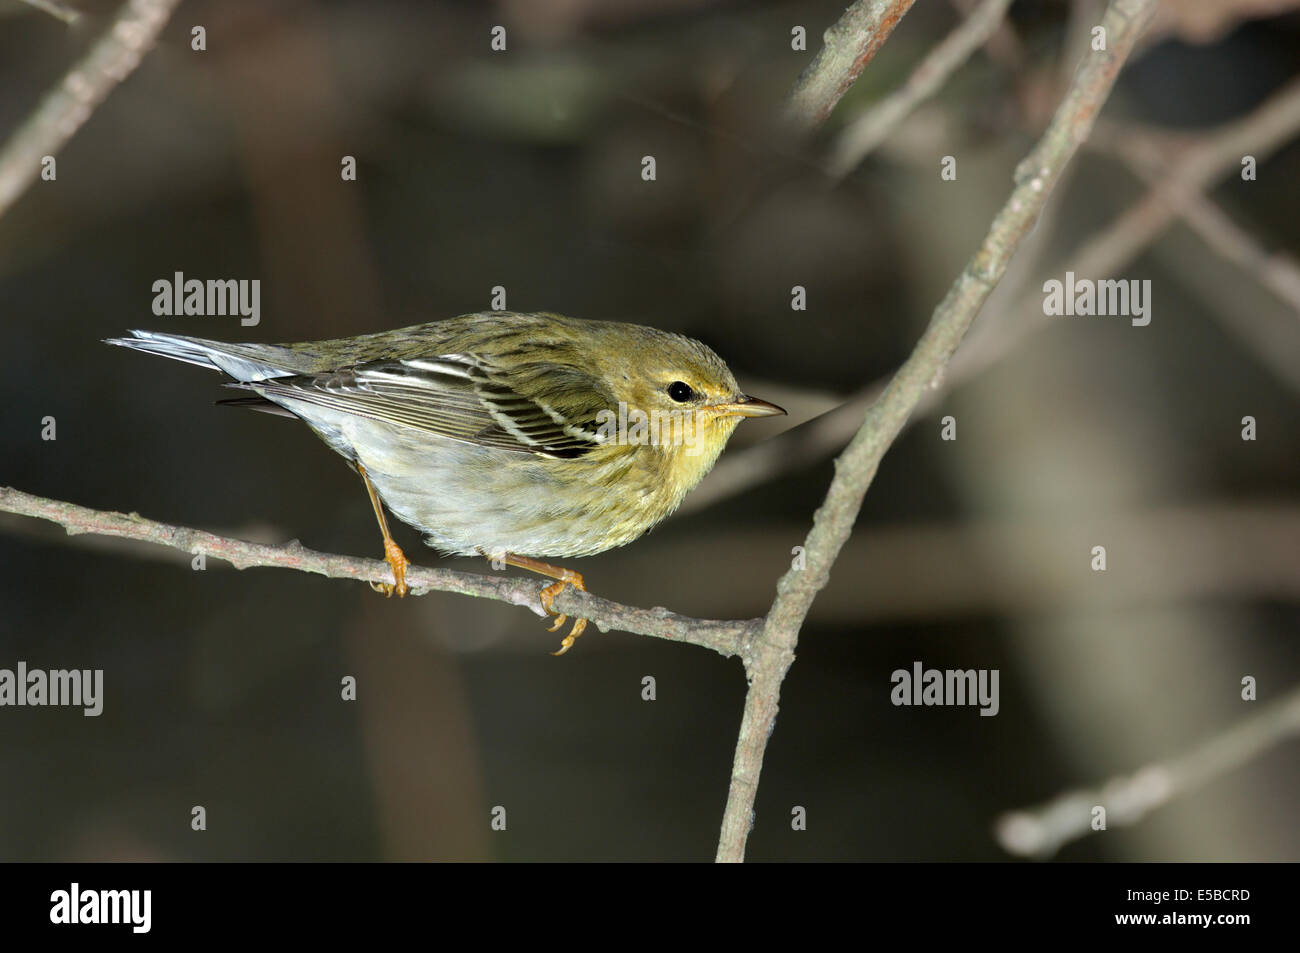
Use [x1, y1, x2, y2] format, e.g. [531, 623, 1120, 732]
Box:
[1, 0, 1298, 861]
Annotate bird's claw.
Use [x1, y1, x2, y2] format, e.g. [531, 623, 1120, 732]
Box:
[539, 578, 588, 656]
[370, 538, 410, 598]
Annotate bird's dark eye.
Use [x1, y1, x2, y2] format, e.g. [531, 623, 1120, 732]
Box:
[667, 381, 694, 402]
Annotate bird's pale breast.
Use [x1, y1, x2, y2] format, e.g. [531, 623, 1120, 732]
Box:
[286, 399, 711, 558]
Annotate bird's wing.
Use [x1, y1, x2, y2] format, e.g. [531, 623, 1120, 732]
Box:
[233, 353, 610, 459]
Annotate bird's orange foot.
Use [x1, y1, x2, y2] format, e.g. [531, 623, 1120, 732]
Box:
[498, 554, 590, 655]
[538, 574, 588, 656]
[369, 537, 410, 598]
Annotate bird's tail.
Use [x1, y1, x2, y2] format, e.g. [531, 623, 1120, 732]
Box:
[104, 330, 304, 382]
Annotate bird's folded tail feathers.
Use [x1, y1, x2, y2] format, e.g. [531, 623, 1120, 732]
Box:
[104, 330, 304, 382]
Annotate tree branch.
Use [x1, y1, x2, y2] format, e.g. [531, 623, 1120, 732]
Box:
[0, 0, 181, 219]
[0, 486, 757, 658]
[996, 683, 1300, 858]
[829, 0, 1014, 177]
[18, 0, 82, 24]
[714, 0, 1161, 863]
[784, 0, 919, 134]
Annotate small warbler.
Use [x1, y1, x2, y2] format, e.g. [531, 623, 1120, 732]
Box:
[107, 311, 785, 654]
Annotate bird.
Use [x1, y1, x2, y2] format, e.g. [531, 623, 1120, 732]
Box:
[106, 311, 786, 654]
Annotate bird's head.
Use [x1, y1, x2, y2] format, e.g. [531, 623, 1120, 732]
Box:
[586, 325, 785, 489]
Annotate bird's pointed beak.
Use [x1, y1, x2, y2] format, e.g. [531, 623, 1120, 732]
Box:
[711, 395, 787, 419]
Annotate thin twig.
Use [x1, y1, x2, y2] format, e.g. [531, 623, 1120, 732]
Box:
[17, 0, 82, 24]
[0, 486, 757, 658]
[0, 0, 181, 219]
[996, 684, 1300, 858]
[784, 0, 919, 134]
[1092, 118, 1300, 316]
[829, 0, 1014, 177]
[714, 0, 1161, 863]
[950, 0, 1025, 70]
